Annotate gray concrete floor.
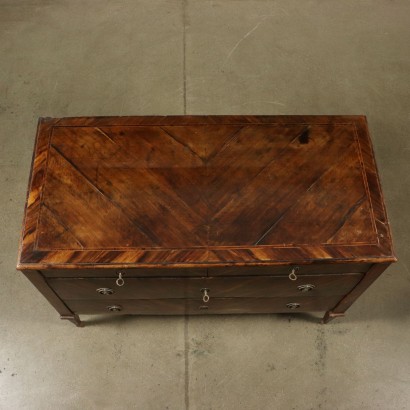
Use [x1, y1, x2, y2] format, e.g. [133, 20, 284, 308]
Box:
[1, 0, 410, 409]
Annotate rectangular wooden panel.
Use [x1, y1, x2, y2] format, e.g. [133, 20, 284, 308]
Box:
[42, 263, 370, 279]
[41, 268, 207, 278]
[49, 274, 362, 300]
[18, 116, 396, 269]
[65, 296, 343, 315]
[208, 263, 371, 277]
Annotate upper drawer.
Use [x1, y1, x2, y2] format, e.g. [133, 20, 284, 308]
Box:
[41, 267, 206, 278]
[208, 263, 371, 277]
[48, 273, 363, 300]
[41, 263, 371, 278]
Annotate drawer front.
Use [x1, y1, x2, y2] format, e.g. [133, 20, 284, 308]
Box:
[41, 264, 371, 278]
[49, 273, 362, 300]
[208, 263, 371, 277]
[41, 268, 207, 278]
[65, 296, 342, 315]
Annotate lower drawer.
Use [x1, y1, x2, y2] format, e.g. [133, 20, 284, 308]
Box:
[49, 273, 362, 300]
[65, 296, 342, 315]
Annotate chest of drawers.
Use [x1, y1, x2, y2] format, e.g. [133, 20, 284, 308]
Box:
[17, 115, 396, 326]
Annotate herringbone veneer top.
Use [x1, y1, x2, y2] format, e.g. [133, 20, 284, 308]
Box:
[17, 116, 395, 268]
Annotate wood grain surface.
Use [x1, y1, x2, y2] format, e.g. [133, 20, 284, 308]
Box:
[17, 116, 396, 269]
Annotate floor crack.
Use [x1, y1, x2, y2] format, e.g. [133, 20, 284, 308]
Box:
[184, 315, 190, 410]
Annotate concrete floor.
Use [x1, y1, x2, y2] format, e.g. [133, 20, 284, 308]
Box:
[1, 0, 410, 408]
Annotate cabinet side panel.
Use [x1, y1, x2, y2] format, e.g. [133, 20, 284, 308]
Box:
[21, 269, 74, 317]
[327, 263, 391, 316]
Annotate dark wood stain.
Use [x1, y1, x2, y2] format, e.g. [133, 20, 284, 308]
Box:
[298, 127, 310, 144]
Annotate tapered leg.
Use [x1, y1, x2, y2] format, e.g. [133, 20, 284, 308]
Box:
[61, 314, 84, 327]
[322, 263, 391, 324]
[22, 271, 84, 327]
[321, 310, 345, 324]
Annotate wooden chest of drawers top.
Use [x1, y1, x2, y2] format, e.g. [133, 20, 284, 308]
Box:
[17, 115, 396, 271]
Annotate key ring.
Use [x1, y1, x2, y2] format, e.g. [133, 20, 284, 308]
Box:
[288, 267, 299, 281]
[116, 271, 125, 287]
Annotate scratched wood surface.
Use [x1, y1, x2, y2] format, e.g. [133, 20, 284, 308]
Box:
[17, 116, 396, 269]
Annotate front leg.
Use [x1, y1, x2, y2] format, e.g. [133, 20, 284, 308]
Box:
[322, 264, 392, 324]
[321, 310, 345, 324]
[61, 314, 84, 327]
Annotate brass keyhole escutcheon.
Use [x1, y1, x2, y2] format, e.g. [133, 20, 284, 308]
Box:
[297, 284, 315, 292]
[96, 287, 115, 295]
[286, 302, 301, 310]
